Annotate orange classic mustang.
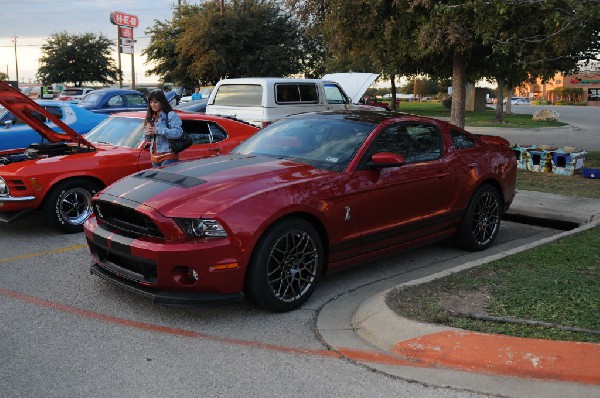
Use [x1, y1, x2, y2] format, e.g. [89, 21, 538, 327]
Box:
[0, 82, 259, 232]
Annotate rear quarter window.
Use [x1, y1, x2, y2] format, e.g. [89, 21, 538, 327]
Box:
[213, 84, 263, 107]
[275, 84, 319, 104]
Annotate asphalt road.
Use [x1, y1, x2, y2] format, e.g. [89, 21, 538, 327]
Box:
[471, 104, 600, 151]
[0, 213, 564, 397]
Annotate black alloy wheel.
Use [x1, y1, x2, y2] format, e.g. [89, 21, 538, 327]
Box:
[245, 218, 323, 312]
[457, 184, 502, 251]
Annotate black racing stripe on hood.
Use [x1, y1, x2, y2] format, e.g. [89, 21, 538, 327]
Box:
[102, 155, 275, 205]
[101, 178, 169, 206]
[134, 169, 207, 188]
[171, 154, 275, 178]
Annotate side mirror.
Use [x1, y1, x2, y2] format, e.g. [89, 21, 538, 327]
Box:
[4, 120, 13, 129]
[368, 152, 406, 168]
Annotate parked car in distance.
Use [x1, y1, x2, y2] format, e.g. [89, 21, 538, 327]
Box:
[175, 99, 208, 113]
[503, 97, 530, 105]
[78, 88, 148, 114]
[0, 81, 260, 232]
[84, 110, 517, 312]
[57, 87, 94, 103]
[206, 73, 384, 128]
[0, 99, 107, 151]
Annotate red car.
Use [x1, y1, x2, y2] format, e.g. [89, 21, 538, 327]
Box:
[0, 82, 259, 233]
[84, 111, 517, 311]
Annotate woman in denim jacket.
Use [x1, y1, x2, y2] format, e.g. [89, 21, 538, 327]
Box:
[143, 89, 183, 167]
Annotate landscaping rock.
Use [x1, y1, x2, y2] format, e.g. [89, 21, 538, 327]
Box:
[532, 109, 560, 121]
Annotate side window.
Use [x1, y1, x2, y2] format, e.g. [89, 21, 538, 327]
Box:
[125, 94, 147, 106]
[44, 106, 63, 120]
[182, 120, 211, 144]
[276, 84, 301, 103]
[108, 95, 123, 106]
[324, 83, 350, 104]
[451, 130, 476, 149]
[275, 83, 319, 104]
[298, 84, 319, 102]
[208, 123, 227, 142]
[368, 123, 442, 163]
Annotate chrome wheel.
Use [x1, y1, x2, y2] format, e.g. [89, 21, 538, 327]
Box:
[266, 230, 319, 303]
[58, 187, 94, 226]
[45, 179, 100, 233]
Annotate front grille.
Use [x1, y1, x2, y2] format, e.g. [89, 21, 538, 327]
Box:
[88, 238, 157, 283]
[94, 200, 163, 239]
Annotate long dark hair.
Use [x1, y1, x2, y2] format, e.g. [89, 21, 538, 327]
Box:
[145, 89, 173, 126]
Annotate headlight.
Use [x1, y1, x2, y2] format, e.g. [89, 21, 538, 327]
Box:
[175, 218, 228, 238]
[0, 177, 7, 195]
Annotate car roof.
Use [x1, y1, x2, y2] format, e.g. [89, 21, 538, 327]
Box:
[110, 110, 254, 124]
[0, 81, 96, 149]
[216, 77, 324, 85]
[88, 88, 144, 95]
[285, 110, 415, 124]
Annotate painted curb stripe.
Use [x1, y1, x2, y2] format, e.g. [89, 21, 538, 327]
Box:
[392, 330, 600, 385]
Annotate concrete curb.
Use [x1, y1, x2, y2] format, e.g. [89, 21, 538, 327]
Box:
[318, 191, 600, 396]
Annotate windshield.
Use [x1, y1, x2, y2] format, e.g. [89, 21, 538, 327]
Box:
[62, 89, 84, 96]
[233, 116, 374, 172]
[80, 93, 101, 105]
[84, 116, 145, 148]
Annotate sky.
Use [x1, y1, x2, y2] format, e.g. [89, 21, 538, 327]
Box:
[0, 0, 181, 85]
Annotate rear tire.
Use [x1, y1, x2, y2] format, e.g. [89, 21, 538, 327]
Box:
[457, 184, 502, 251]
[245, 218, 323, 312]
[44, 179, 100, 233]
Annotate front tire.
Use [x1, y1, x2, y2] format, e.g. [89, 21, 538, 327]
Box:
[457, 184, 502, 251]
[44, 179, 100, 233]
[245, 218, 324, 312]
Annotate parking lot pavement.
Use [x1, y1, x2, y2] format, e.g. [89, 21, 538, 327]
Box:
[317, 190, 600, 398]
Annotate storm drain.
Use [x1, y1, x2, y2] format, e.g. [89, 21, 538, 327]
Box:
[502, 213, 579, 231]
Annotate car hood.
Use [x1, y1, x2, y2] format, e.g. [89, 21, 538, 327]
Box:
[322, 72, 379, 104]
[99, 154, 329, 218]
[0, 81, 95, 148]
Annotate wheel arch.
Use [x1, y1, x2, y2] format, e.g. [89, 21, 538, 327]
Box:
[38, 175, 105, 210]
[474, 178, 504, 211]
[244, 211, 330, 278]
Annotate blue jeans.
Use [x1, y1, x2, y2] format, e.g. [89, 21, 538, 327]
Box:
[152, 158, 178, 167]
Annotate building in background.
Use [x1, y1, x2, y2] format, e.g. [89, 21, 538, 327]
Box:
[516, 70, 600, 106]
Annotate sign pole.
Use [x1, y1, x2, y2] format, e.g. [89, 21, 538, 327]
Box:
[116, 25, 122, 88]
[131, 42, 135, 89]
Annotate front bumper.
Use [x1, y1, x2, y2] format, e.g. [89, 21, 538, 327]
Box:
[90, 262, 244, 307]
[85, 216, 248, 306]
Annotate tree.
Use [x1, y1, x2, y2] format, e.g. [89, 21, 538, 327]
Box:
[0, 72, 7, 81]
[472, 0, 600, 122]
[142, 4, 200, 86]
[145, 0, 310, 85]
[37, 32, 121, 86]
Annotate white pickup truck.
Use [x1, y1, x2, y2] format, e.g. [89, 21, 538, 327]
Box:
[205, 72, 384, 128]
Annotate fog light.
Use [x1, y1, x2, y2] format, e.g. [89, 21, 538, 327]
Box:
[172, 266, 200, 286]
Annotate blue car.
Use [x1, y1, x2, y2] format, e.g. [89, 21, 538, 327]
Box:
[77, 88, 148, 114]
[0, 100, 107, 151]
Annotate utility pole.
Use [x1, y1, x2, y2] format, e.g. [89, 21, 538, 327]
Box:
[12, 35, 19, 83]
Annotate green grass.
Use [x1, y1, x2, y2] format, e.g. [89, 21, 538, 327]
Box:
[388, 225, 600, 343]
[388, 149, 600, 343]
[390, 100, 567, 128]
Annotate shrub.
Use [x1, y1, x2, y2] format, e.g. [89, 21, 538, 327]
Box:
[441, 97, 452, 109]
